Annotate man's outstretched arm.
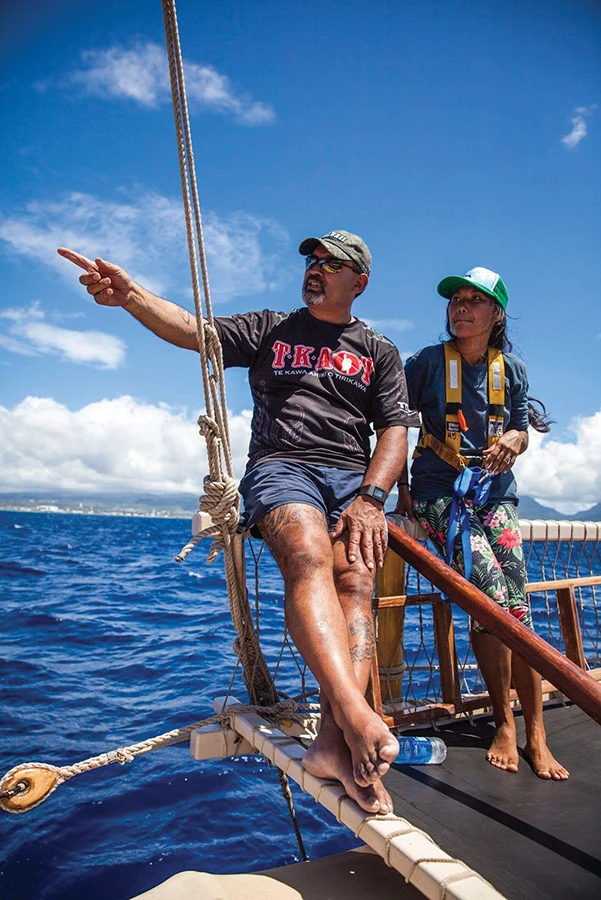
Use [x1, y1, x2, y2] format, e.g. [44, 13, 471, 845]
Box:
[57, 248, 199, 351]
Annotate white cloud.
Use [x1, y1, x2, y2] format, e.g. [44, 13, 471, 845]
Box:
[0, 302, 125, 368]
[0, 191, 292, 303]
[69, 42, 274, 126]
[561, 105, 597, 149]
[1, 395, 599, 515]
[514, 409, 601, 514]
[0, 396, 253, 494]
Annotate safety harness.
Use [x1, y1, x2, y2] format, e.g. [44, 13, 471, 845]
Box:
[415, 341, 506, 582]
[414, 341, 505, 470]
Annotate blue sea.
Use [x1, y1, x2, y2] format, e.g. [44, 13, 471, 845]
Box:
[1, 510, 599, 900]
[0, 511, 354, 900]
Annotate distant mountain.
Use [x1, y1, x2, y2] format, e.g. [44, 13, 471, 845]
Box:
[572, 501, 601, 520]
[517, 496, 570, 520]
[517, 496, 601, 521]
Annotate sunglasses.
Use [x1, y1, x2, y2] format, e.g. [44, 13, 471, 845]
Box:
[304, 255, 361, 274]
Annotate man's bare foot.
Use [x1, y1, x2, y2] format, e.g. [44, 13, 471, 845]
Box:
[339, 705, 399, 787]
[524, 738, 569, 780]
[304, 724, 394, 814]
[486, 721, 519, 773]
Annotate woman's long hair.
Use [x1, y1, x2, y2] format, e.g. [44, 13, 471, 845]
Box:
[445, 300, 553, 433]
[526, 398, 554, 433]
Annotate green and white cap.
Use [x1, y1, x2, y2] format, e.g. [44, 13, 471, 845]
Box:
[437, 267, 509, 310]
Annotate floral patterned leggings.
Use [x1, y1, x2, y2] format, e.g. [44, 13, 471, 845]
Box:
[412, 497, 532, 634]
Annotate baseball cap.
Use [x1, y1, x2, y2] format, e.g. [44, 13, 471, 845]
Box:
[437, 267, 509, 310]
[298, 230, 372, 275]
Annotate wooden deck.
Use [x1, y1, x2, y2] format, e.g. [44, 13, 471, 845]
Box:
[383, 702, 601, 900]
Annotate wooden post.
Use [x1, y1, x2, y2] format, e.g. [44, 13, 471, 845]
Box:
[375, 550, 406, 703]
[432, 597, 462, 709]
[556, 586, 586, 669]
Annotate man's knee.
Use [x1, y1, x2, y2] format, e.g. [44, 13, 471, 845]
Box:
[259, 505, 333, 580]
[334, 562, 375, 607]
[332, 534, 375, 598]
[280, 539, 334, 582]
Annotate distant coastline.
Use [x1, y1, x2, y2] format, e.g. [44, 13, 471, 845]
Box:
[1, 505, 190, 520]
[1, 491, 600, 522]
[0, 492, 196, 520]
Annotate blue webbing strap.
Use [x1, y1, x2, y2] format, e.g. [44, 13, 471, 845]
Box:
[445, 466, 492, 587]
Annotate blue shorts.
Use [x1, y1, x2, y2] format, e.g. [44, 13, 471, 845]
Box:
[239, 460, 365, 530]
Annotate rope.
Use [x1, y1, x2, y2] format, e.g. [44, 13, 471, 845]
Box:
[160, 0, 277, 707]
[1, 700, 319, 814]
[275, 768, 308, 862]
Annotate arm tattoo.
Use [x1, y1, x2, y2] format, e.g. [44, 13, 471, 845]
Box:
[176, 306, 192, 326]
[349, 613, 376, 663]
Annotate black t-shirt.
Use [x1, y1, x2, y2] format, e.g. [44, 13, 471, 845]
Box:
[215, 308, 419, 471]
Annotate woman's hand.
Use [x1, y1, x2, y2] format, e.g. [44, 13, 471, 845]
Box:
[482, 430, 528, 475]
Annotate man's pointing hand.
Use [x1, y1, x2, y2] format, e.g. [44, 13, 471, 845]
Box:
[57, 248, 135, 308]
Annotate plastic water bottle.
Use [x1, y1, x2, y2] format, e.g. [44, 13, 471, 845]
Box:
[395, 736, 447, 765]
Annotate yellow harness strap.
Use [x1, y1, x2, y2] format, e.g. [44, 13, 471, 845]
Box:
[418, 432, 467, 471]
[487, 346, 505, 445]
[444, 341, 463, 456]
[414, 342, 505, 469]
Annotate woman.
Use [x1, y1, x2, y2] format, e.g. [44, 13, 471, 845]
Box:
[395, 266, 569, 780]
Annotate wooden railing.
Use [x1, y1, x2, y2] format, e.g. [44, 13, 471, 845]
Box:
[371, 520, 601, 729]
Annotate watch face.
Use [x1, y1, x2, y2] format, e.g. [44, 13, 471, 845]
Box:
[360, 484, 387, 503]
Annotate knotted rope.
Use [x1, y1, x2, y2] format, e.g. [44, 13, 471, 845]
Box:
[161, 0, 277, 707]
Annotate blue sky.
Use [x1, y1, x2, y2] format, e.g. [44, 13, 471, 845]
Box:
[1, 0, 599, 512]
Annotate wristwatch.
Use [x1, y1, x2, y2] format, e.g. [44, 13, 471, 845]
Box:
[358, 484, 388, 505]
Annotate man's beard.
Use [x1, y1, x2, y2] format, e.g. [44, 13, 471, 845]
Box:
[302, 276, 325, 307]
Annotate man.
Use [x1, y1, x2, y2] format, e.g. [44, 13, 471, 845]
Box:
[58, 230, 419, 814]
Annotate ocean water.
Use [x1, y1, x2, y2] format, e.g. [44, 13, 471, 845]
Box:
[0, 511, 353, 900]
[1, 511, 599, 900]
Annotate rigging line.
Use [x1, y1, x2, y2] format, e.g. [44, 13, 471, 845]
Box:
[158, 0, 317, 857]
[161, 0, 234, 470]
[161, 0, 277, 706]
[0, 700, 310, 814]
[159, 3, 308, 853]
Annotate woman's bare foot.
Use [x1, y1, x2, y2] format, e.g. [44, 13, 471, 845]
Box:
[486, 721, 519, 773]
[303, 718, 394, 814]
[339, 705, 399, 787]
[524, 738, 569, 780]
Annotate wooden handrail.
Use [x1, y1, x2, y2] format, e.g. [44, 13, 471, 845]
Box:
[386, 520, 601, 727]
[526, 575, 601, 592]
